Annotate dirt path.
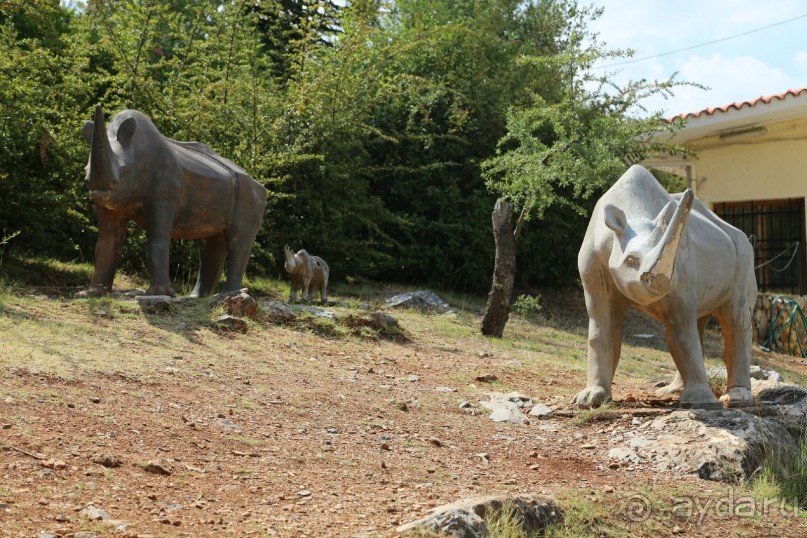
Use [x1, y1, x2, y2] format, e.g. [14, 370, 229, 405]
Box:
[1, 290, 806, 537]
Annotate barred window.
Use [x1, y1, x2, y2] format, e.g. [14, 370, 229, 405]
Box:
[713, 198, 806, 295]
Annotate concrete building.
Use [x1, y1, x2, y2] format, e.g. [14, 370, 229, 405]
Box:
[645, 88, 807, 294]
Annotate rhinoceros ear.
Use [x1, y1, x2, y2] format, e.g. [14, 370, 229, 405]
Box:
[82, 121, 94, 144]
[116, 117, 136, 146]
[604, 204, 627, 236]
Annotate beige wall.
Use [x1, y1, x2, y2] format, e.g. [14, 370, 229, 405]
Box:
[687, 117, 807, 206]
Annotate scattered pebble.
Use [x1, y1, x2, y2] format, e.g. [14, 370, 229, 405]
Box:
[92, 454, 121, 468]
[474, 373, 498, 383]
[143, 461, 172, 476]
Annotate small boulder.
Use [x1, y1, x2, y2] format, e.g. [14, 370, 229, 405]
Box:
[529, 404, 555, 419]
[260, 300, 297, 323]
[92, 453, 121, 468]
[396, 494, 562, 537]
[215, 314, 248, 333]
[385, 291, 452, 313]
[143, 460, 173, 476]
[136, 295, 176, 314]
[80, 506, 111, 521]
[213, 289, 257, 318]
[371, 311, 400, 331]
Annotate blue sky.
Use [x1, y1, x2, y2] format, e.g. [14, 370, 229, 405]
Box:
[586, 0, 807, 117]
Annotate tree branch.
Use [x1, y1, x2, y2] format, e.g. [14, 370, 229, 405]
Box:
[512, 135, 582, 242]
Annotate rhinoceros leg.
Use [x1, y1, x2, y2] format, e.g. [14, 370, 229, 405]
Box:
[320, 272, 329, 304]
[144, 202, 177, 297]
[221, 179, 265, 294]
[190, 234, 227, 298]
[288, 276, 300, 302]
[657, 315, 710, 396]
[302, 274, 313, 302]
[716, 299, 753, 407]
[83, 206, 127, 296]
[222, 236, 254, 293]
[573, 266, 628, 408]
[663, 302, 721, 408]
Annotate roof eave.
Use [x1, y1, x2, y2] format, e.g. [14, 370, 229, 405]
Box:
[667, 89, 807, 143]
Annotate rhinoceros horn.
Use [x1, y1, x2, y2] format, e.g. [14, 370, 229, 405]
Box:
[642, 189, 694, 290]
[88, 105, 118, 190]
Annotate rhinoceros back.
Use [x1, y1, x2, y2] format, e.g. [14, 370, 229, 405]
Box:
[168, 139, 250, 181]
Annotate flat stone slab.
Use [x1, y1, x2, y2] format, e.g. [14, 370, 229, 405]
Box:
[479, 392, 533, 424]
[289, 304, 335, 319]
[134, 295, 177, 302]
[385, 291, 453, 313]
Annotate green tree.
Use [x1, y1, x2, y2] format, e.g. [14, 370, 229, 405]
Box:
[479, 4, 686, 336]
[0, 1, 95, 260]
[251, 0, 342, 82]
[357, 0, 576, 290]
[262, 0, 397, 278]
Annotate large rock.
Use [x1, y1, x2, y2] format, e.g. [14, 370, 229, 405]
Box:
[385, 291, 453, 313]
[632, 410, 793, 481]
[396, 494, 562, 537]
[607, 383, 807, 482]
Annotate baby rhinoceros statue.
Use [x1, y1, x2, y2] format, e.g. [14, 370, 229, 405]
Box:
[79, 106, 267, 297]
[574, 165, 756, 410]
[284, 245, 329, 303]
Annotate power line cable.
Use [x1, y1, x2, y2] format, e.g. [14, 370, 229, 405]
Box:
[595, 12, 807, 69]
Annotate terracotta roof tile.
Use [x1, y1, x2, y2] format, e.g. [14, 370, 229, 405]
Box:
[668, 87, 807, 122]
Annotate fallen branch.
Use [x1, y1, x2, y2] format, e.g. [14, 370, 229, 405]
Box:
[1, 444, 45, 460]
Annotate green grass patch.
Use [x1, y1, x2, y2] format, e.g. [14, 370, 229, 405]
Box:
[755, 429, 807, 508]
[571, 402, 619, 426]
[242, 274, 288, 299]
[482, 500, 532, 538]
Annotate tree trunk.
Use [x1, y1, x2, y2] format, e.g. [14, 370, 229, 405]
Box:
[481, 198, 517, 337]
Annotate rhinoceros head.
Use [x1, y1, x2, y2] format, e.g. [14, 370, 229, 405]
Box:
[284, 245, 299, 274]
[604, 189, 694, 306]
[82, 105, 136, 195]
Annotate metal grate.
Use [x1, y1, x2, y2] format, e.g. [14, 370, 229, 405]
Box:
[713, 198, 806, 295]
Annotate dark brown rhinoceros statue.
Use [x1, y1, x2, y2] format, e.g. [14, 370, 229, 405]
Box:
[79, 106, 267, 297]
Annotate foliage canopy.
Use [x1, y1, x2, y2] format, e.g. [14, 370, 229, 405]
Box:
[0, 0, 685, 292]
